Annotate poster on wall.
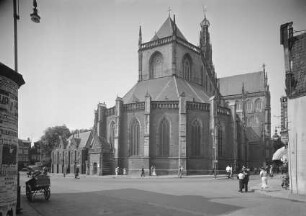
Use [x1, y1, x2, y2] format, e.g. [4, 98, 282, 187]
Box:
[2, 143, 17, 165]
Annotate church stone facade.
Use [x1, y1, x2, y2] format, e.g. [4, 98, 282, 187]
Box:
[218, 70, 272, 168]
[92, 15, 247, 175]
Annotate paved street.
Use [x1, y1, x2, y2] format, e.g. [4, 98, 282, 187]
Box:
[19, 173, 306, 216]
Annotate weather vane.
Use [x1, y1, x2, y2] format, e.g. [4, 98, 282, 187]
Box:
[202, 4, 207, 18]
[168, 6, 171, 17]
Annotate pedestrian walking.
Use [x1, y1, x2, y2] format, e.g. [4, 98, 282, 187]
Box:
[260, 167, 268, 189]
[226, 165, 231, 178]
[141, 167, 145, 177]
[229, 165, 233, 178]
[123, 168, 127, 175]
[152, 165, 157, 176]
[269, 165, 274, 177]
[237, 170, 245, 192]
[115, 167, 119, 176]
[281, 173, 289, 189]
[178, 166, 183, 178]
[242, 168, 250, 192]
[75, 167, 79, 179]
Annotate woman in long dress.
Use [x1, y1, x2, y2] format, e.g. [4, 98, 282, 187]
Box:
[260, 167, 268, 189]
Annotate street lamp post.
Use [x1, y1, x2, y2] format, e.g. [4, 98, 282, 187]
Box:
[13, 0, 41, 213]
[13, 0, 41, 72]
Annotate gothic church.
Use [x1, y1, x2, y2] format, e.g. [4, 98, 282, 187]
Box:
[52, 14, 270, 176]
[90, 14, 245, 175]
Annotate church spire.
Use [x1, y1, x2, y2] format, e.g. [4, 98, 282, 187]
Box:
[172, 14, 177, 36]
[199, 7, 212, 63]
[138, 25, 142, 47]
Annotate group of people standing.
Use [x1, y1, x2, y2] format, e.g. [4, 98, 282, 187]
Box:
[115, 167, 127, 176]
[235, 166, 277, 192]
[237, 166, 250, 192]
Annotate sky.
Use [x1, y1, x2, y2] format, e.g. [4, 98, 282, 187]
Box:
[0, 0, 305, 143]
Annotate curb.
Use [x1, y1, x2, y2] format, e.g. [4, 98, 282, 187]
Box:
[19, 196, 42, 216]
[251, 175, 306, 203]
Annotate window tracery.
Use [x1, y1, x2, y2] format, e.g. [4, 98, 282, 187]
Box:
[182, 55, 192, 81]
[158, 118, 170, 156]
[149, 52, 163, 79]
[255, 98, 262, 112]
[130, 119, 140, 156]
[191, 120, 201, 156]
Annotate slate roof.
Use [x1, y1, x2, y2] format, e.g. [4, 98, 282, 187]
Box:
[122, 76, 210, 103]
[151, 16, 187, 41]
[67, 131, 92, 149]
[218, 71, 265, 96]
[89, 134, 112, 153]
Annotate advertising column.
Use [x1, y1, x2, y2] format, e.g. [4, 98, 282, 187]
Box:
[0, 63, 24, 216]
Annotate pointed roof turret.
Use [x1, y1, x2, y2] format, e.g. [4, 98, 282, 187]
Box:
[138, 25, 142, 47]
[200, 6, 210, 28]
[151, 16, 186, 41]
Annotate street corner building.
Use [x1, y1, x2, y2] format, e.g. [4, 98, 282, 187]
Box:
[51, 15, 271, 176]
[280, 22, 306, 195]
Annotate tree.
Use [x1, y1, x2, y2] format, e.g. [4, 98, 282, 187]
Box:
[40, 125, 71, 155]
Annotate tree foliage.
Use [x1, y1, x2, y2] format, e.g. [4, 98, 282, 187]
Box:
[40, 125, 71, 154]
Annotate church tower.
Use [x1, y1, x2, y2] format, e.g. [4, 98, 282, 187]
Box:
[199, 14, 212, 66]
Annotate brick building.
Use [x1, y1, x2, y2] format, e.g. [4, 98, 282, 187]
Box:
[280, 22, 306, 194]
[52, 132, 89, 174]
[218, 70, 272, 168]
[89, 15, 249, 175]
[51, 129, 113, 175]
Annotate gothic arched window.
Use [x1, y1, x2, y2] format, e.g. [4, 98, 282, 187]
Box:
[255, 98, 262, 112]
[236, 100, 242, 110]
[182, 55, 192, 81]
[191, 120, 201, 156]
[158, 118, 170, 156]
[217, 126, 223, 157]
[130, 119, 140, 156]
[150, 52, 163, 79]
[109, 121, 115, 149]
[246, 100, 253, 113]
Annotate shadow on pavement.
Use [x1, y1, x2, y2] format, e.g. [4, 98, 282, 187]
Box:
[23, 188, 243, 216]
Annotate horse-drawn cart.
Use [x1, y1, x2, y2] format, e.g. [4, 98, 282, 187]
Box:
[26, 173, 51, 201]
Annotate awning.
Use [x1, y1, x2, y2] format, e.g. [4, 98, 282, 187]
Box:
[272, 146, 287, 161]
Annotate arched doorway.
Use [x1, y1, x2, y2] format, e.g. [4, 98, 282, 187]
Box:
[93, 162, 98, 175]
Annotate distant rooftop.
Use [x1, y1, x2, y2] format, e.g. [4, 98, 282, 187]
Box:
[218, 71, 265, 96]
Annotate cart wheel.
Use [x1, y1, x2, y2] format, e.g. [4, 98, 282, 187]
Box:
[26, 185, 32, 202]
[44, 187, 51, 200]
